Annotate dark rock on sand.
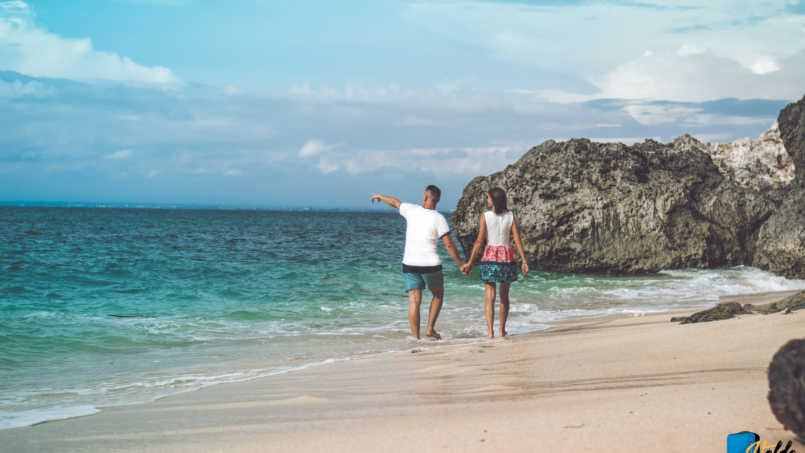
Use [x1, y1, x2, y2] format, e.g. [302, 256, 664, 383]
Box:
[670, 317, 688, 323]
[753, 94, 805, 279]
[744, 290, 805, 314]
[768, 338, 805, 439]
[452, 138, 777, 275]
[679, 302, 748, 324]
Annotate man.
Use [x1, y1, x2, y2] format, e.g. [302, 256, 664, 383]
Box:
[371, 185, 467, 340]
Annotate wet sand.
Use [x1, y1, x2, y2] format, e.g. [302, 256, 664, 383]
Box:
[2, 291, 803, 452]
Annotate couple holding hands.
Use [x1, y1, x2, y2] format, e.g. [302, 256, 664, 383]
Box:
[371, 185, 529, 341]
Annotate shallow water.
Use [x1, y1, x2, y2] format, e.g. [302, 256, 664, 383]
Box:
[2, 207, 803, 429]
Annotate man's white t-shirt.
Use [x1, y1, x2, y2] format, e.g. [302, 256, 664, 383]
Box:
[399, 203, 451, 267]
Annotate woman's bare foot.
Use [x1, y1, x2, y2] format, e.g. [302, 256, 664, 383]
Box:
[487, 332, 494, 339]
[499, 330, 508, 338]
[425, 329, 441, 340]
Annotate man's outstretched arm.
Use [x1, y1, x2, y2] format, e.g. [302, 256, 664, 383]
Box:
[370, 193, 402, 209]
[441, 235, 467, 271]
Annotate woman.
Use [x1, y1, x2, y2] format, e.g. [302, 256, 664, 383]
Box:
[461, 187, 529, 338]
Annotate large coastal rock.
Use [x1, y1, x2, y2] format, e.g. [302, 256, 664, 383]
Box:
[672, 122, 793, 192]
[453, 94, 805, 277]
[452, 138, 777, 275]
[754, 94, 805, 279]
[768, 339, 805, 439]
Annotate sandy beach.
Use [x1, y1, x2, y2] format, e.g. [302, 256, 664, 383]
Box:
[2, 290, 803, 452]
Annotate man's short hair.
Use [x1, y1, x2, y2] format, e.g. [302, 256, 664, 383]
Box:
[425, 185, 441, 202]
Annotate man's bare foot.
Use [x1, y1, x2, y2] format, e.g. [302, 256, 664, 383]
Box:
[487, 332, 494, 339]
[426, 330, 441, 340]
[499, 330, 508, 338]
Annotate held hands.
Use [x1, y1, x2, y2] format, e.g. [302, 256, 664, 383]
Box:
[461, 263, 473, 276]
[522, 262, 529, 276]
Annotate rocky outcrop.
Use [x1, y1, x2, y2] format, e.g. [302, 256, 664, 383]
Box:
[452, 138, 777, 275]
[672, 123, 793, 192]
[452, 93, 805, 278]
[768, 339, 805, 440]
[753, 94, 805, 279]
[744, 290, 805, 314]
[679, 302, 748, 324]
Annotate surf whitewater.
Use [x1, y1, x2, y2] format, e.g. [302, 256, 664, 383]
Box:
[2, 206, 804, 429]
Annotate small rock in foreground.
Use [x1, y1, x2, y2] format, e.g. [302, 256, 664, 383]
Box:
[680, 303, 748, 324]
[768, 338, 805, 440]
[744, 290, 805, 314]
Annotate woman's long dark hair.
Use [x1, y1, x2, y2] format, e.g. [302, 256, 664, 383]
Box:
[488, 187, 508, 214]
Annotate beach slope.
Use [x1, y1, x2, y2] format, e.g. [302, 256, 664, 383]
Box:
[2, 296, 803, 452]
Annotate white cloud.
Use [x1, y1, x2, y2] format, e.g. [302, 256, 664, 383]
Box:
[0, 2, 178, 84]
[104, 149, 133, 159]
[317, 157, 340, 173]
[287, 79, 512, 114]
[299, 139, 337, 157]
[748, 56, 780, 75]
[622, 103, 770, 127]
[225, 168, 242, 176]
[690, 133, 733, 143]
[623, 105, 701, 126]
[310, 146, 516, 176]
[543, 48, 805, 105]
[0, 1, 29, 15]
[539, 89, 597, 104]
[409, 148, 451, 156]
[148, 170, 161, 177]
[408, 0, 805, 105]
[0, 78, 50, 97]
[397, 116, 443, 127]
[677, 43, 707, 57]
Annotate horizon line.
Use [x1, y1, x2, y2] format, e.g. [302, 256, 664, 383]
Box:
[0, 201, 456, 212]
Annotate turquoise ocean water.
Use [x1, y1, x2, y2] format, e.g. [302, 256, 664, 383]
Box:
[2, 206, 804, 429]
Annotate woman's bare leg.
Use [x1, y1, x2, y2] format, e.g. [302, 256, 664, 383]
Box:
[499, 283, 511, 337]
[484, 283, 496, 339]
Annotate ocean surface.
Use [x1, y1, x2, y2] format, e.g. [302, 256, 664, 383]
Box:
[2, 206, 804, 429]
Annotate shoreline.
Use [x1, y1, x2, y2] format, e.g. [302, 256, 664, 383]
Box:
[1, 289, 799, 432]
[2, 289, 803, 452]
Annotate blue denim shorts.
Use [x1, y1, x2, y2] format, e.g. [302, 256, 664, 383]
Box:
[403, 268, 444, 292]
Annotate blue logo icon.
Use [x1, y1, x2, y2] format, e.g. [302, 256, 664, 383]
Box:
[728, 432, 795, 453]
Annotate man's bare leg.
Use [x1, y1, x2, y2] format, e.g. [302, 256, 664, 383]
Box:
[408, 289, 423, 339]
[499, 283, 511, 337]
[484, 283, 496, 339]
[425, 286, 444, 340]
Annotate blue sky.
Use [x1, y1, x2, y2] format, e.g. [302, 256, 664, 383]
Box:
[1, 0, 804, 208]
